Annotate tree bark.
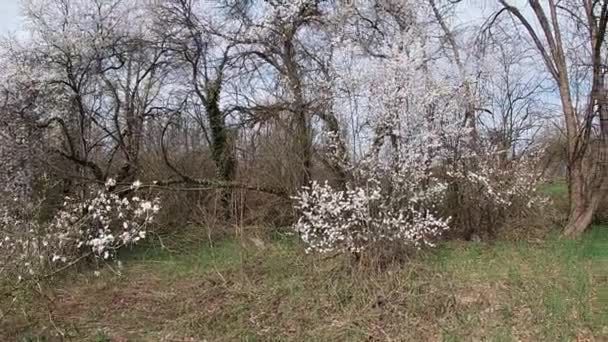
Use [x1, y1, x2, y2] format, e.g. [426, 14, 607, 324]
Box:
[284, 37, 312, 188]
[207, 87, 237, 218]
[563, 163, 598, 237]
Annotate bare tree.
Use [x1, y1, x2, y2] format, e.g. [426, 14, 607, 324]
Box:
[9, 0, 171, 191]
[154, 0, 239, 214]
[478, 34, 553, 159]
[429, 0, 479, 142]
[491, 0, 608, 236]
[222, 0, 352, 188]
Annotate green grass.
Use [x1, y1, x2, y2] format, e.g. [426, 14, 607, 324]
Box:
[2, 226, 607, 341]
[543, 180, 568, 196]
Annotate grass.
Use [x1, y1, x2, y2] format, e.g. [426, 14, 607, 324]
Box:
[2, 225, 607, 341]
[543, 180, 568, 196]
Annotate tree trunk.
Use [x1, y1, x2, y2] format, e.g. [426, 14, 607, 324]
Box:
[295, 109, 312, 187]
[557, 74, 595, 237]
[564, 163, 598, 237]
[284, 36, 312, 189]
[496, 0, 608, 237]
[207, 86, 236, 219]
[564, 204, 596, 237]
[564, 49, 608, 237]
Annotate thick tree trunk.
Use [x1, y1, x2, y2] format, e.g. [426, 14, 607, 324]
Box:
[564, 203, 596, 237]
[564, 53, 608, 237]
[295, 110, 312, 187]
[557, 87, 594, 237]
[207, 87, 237, 219]
[279, 32, 313, 189]
[564, 164, 599, 237]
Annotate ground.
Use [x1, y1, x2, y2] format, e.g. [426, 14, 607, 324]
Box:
[2, 182, 608, 341]
[2, 224, 607, 341]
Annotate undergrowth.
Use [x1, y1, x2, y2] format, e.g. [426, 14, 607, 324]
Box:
[2, 225, 606, 341]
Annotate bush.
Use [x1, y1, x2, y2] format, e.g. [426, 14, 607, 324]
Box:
[445, 149, 551, 239]
[0, 179, 160, 281]
[293, 180, 449, 255]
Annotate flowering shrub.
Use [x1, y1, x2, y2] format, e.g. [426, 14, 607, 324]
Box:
[292, 19, 550, 253]
[293, 149, 549, 254]
[0, 179, 160, 281]
[444, 148, 551, 238]
[293, 181, 450, 254]
[449, 150, 549, 209]
[291, 27, 462, 255]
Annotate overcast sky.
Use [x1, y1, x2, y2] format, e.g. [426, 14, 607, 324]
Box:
[0, 0, 530, 35]
[0, 0, 21, 33]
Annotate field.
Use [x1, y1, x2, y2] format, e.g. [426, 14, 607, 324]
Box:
[2, 223, 607, 341]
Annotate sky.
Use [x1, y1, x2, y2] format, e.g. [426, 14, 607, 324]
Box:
[0, 0, 21, 34]
[0, 0, 532, 34]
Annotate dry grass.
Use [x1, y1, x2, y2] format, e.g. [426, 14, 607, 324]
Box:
[2, 224, 607, 342]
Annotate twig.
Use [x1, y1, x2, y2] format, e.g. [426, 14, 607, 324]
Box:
[1, 253, 92, 300]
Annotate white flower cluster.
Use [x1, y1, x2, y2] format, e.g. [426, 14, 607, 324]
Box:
[293, 181, 450, 254]
[448, 149, 550, 212]
[244, 0, 318, 40]
[0, 179, 160, 280]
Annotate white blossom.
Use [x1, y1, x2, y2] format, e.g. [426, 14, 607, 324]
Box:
[132, 180, 142, 190]
[0, 181, 161, 281]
